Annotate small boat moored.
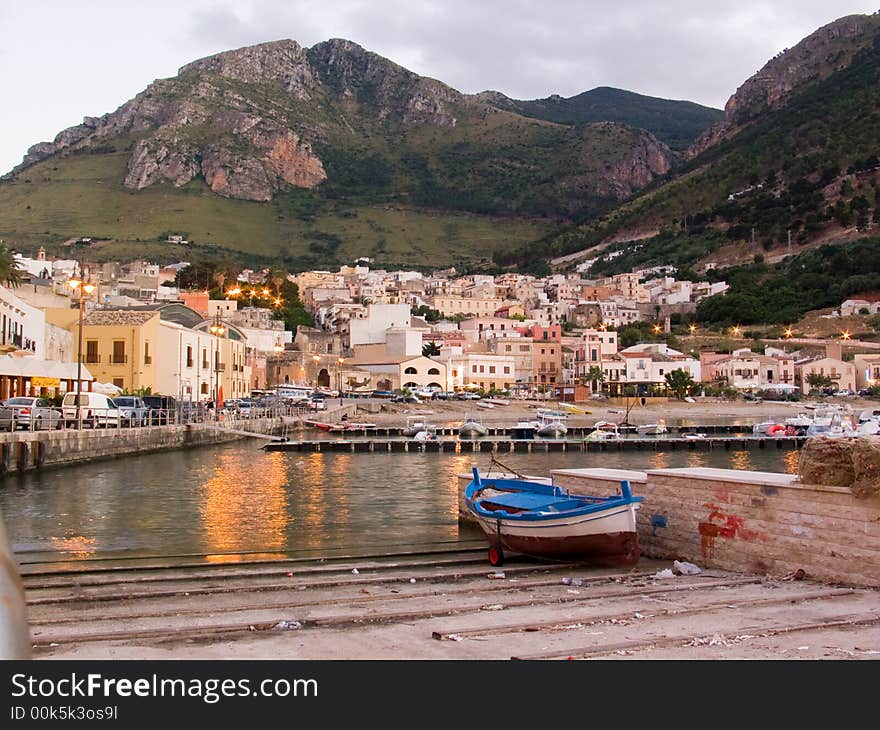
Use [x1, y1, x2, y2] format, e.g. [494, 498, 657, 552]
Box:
[458, 414, 489, 439]
[464, 468, 644, 567]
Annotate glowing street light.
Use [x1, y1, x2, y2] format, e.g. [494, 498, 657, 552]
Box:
[68, 278, 96, 426]
[688, 324, 697, 334]
[841, 330, 852, 341]
[732, 326, 741, 337]
[784, 327, 793, 339]
[652, 323, 662, 334]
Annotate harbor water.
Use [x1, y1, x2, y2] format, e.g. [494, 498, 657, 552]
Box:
[0, 441, 801, 565]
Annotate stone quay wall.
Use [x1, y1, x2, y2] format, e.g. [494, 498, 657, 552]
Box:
[0, 418, 284, 475]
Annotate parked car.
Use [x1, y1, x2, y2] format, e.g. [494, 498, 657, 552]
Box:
[0, 396, 63, 431]
[61, 392, 120, 428]
[113, 395, 149, 427]
[142, 394, 177, 425]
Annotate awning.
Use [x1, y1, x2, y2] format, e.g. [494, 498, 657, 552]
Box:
[0, 355, 94, 383]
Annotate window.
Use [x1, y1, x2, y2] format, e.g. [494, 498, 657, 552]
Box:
[541, 348, 545, 355]
[505, 345, 511, 352]
[112, 341, 126, 364]
[472, 365, 477, 373]
[85, 340, 99, 364]
[479, 365, 485, 373]
[404, 367, 418, 374]
[452, 369, 458, 377]
[202, 349, 208, 369]
[112, 378, 124, 389]
[503, 366, 510, 374]
[427, 367, 440, 375]
[186, 346, 193, 368]
[144, 341, 152, 365]
[201, 383, 208, 395]
[489, 366, 495, 374]
[659, 369, 664, 375]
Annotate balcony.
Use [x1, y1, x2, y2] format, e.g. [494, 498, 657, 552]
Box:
[214, 363, 226, 372]
[85, 354, 101, 364]
[144, 355, 153, 365]
[109, 355, 128, 365]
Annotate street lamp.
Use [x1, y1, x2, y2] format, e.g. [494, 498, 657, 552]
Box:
[337, 357, 345, 397]
[271, 340, 283, 392]
[689, 323, 697, 334]
[68, 278, 96, 426]
[209, 313, 226, 418]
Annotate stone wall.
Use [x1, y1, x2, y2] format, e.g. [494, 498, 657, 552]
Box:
[551, 466, 880, 588]
[0, 418, 283, 474]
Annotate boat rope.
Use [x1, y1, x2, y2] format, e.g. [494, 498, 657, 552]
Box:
[489, 453, 526, 479]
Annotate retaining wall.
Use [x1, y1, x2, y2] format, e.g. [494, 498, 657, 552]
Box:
[0, 418, 284, 474]
[550, 466, 880, 588]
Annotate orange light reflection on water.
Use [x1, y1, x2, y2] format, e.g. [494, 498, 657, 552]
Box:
[48, 535, 97, 558]
[201, 450, 288, 558]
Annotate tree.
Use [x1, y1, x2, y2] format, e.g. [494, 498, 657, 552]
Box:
[0, 241, 24, 288]
[422, 341, 441, 357]
[665, 369, 695, 399]
[581, 365, 605, 393]
[806, 373, 833, 391]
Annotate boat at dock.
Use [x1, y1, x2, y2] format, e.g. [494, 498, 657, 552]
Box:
[306, 418, 377, 433]
[458, 414, 489, 439]
[510, 419, 539, 439]
[585, 420, 621, 442]
[535, 413, 568, 438]
[402, 415, 434, 437]
[464, 467, 644, 567]
[636, 419, 667, 436]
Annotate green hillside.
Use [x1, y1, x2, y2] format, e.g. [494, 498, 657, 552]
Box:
[0, 140, 553, 270]
[491, 86, 723, 150]
[500, 29, 880, 274]
[0, 39, 684, 270]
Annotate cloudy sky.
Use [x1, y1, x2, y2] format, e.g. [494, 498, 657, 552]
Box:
[1, 1, 876, 175]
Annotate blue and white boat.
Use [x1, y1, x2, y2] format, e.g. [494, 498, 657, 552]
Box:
[464, 468, 644, 567]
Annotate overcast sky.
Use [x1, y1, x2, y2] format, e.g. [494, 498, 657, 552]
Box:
[1, 1, 877, 175]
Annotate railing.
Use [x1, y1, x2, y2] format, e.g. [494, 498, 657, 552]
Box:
[110, 355, 128, 364]
[85, 354, 101, 364]
[144, 355, 153, 365]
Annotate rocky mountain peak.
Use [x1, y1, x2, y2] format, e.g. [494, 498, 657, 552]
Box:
[690, 12, 880, 157]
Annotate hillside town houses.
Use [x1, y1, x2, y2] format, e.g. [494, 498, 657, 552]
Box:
[4, 245, 860, 404]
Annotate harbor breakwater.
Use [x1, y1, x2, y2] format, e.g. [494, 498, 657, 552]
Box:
[0, 418, 284, 474]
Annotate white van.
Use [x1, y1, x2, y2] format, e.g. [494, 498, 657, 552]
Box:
[61, 392, 120, 428]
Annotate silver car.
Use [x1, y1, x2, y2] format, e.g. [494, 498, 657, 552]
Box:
[0, 397, 63, 431]
[113, 396, 149, 427]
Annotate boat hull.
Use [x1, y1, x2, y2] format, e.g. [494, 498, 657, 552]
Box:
[465, 471, 644, 567]
[470, 507, 641, 566]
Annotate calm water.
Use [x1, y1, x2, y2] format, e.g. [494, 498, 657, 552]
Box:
[0, 442, 800, 565]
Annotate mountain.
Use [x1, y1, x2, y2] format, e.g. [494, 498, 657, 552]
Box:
[0, 38, 714, 271]
[475, 87, 723, 151]
[506, 12, 880, 276]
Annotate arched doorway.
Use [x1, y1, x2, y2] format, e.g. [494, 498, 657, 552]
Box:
[317, 368, 330, 388]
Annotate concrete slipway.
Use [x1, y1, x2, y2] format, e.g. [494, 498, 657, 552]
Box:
[18, 544, 879, 660]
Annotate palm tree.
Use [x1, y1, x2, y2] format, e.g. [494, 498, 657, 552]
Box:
[582, 365, 605, 393]
[0, 242, 24, 288]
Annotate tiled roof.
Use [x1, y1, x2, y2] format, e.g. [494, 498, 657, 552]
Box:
[82, 310, 156, 326]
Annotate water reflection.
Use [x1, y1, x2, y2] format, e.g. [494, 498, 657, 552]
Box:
[201, 449, 288, 559]
[0, 442, 801, 563]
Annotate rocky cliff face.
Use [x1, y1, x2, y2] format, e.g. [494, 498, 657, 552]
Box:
[6, 39, 463, 200]
[604, 130, 672, 197]
[690, 13, 880, 157]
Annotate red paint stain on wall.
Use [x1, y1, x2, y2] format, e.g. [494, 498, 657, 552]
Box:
[699, 502, 769, 561]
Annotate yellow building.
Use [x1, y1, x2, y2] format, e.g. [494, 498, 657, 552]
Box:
[45, 304, 252, 401]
